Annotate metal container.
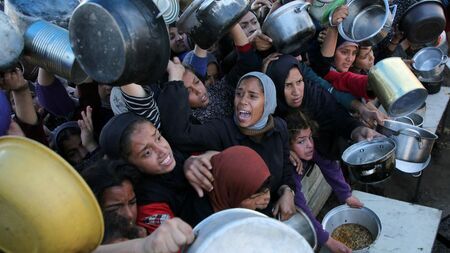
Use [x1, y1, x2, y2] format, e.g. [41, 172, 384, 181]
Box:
[177, 0, 250, 50]
[377, 120, 437, 163]
[0, 10, 23, 71]
[412, 47, 448, 81]
[183, 208, 314, 253]
[262, 1, 316, 54]
[399, 0, 446, 45]
[24, 20, 88, 84]
[342, 138, 396, 184]
[322, 205, 382, 253]
[152, 0, 180, 25]
[69, 0, 170, 85]
[338, 0, 396, 46]
[309, 0, 345, 25]
[394, 112, 424, 128]
[281, 208, 318, 250]
[0, 136, 103, 253]
[368, 57, 428, 117]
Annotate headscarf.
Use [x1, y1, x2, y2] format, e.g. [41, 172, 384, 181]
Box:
[99, 112, 142, 159]
[0, 91, 11, 136]
[265, 54, 301, 116]
[208, 146, 271, 212]
[336, 35, 359, 50]
[235, 71, 277, 130]
[51, 121, 80, 153]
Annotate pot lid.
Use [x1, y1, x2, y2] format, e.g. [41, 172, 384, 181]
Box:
[342, 138, 396, 166]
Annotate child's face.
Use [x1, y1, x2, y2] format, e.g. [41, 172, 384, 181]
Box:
[290, 128, 314, 161]
[354, 46, 374, 71]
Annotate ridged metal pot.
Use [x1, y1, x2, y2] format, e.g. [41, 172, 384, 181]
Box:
[24, 20, 88, 84]
[368, 57, 428, 117]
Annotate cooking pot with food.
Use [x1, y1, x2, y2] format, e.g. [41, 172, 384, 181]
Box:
[342, 138, 396, 183]
[69, 0, 170, 85]
[377, 120, 437, 163]
[177, 0, 251, 50]
[338, 0, 396, 46]
[262, 1, 316, 54]
[183, 208, 314, 253]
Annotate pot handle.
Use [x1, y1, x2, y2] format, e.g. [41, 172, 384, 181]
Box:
[198, 0, 215, 12]
[399, 128, 423, 148]
[156, 2, 171, 19]
[441, 55, 448, 65]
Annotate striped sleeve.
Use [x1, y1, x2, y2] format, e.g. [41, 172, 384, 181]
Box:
[121, 87, 161, 129]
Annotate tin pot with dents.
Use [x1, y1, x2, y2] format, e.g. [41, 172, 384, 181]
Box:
[338, 0, 396, 46]
[342, 138, 396, 184]
[177, 0, 251, 50]
[262, 1, 316, 54]
[183, 208, 314, 253]
[69, 0, 170, 85]
[368, 57, 428, 117]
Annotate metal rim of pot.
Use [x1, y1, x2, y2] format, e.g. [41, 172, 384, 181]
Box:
[262, 1, 316, 54]
[278, 207, 318, 250]
[338, 0, 396, 46]
[399, 0, 446, 45]
[412, 47, 448, 81]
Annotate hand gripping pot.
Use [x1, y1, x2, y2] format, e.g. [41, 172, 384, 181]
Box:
[69, 0, 170, 85]
[182, 208, 314, 253]
[0, 136, 103, 253]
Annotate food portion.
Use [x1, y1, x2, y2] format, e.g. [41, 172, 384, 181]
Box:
[331, 223, 374, 250]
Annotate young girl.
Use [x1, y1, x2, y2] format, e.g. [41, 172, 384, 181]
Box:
[286, 110, 363, 253]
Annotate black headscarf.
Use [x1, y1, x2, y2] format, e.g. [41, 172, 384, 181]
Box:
[265, 54, 301, 117]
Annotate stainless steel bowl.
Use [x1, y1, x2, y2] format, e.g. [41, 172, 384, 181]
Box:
[322, 205, 382, 253]
[412, 47, 448, 81]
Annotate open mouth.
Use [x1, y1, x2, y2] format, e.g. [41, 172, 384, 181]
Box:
[237, 110, 251, 122]
[160, 154, 172, 166]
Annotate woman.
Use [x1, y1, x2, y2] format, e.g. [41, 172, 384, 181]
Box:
[158, 68, 297, 221]
[180, 146, 271, 225]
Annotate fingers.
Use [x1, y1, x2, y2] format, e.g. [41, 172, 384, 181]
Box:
[172, 57, 181, 65]
[257, 33, 273, 43]
[191, 166, 214, 191]
[272, 203, 280, 217]
[289, 150, 303, 175]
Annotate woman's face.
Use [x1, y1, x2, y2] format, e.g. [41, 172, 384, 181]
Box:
[62, 134, 88, 165]
[354, 46, 374, 71]
[234, 77, 265, 128]
[127, 122, 176, 174]
[182, 70, 209, 108]
[334, 45, 358, 72]
[284, 67, 305, 108]
[239, 11, 261, 38]
[102, 179, 137, 225]
[239, 188, 271, 210]
[290, 128, 314, 161]
[206, 63, 219, 86]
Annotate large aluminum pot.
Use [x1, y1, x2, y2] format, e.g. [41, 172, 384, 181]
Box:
[0, 136, 103, 253]
[377, 120, 437, 163]
[280, 207, 318, 250]
[399, 0, 446, 45]
[69, 0, 170, 85]
[309, 0, 345, 25]
[338, 0, 396, 46]
[368, 57, 428, 117]
[342, 138, 396, 184]
[0, 10, 23, 71]
[177, 0, 250, 50]
[24, 20, 88, 84]
[4, 0, 79, 33]
[412, 47, 448, 81]
[262, 1, 316, 54]
[322, 205, 382, 253]
[183, 208, 314, 253]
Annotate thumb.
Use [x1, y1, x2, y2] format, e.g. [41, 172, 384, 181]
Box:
[173, 57, 181, 65]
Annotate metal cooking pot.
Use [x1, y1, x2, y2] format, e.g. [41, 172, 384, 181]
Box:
[394, 112, 423, 128]
[322, 205, 382, 253]
[262, 1, 316, 54]
[342, 138, 396, 184]
[183, 208, 314, 253]
[24, 20, 88, 84]
[368, 57, 428, 117]
[280, 207, 318, 250]
[177, 0, 250, 50]
[377, 120, 437, 163]
[309, 0, 345, 25]
[0, 136, 103, 253]
[69, 0, 170, 85]
[0, 10, 23, 71]
[338, 0, 396, 46]
[412, 47, 448, 81]
[399, 0, 446, 45]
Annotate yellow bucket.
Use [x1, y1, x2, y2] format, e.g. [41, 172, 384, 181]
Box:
[0, 136, 104, 253]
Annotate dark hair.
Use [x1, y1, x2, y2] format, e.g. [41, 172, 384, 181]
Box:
[118, 118, 149, 160]
[102, 211, 142, 244]
[81, 159, 139, 205]
[285, 111, 318, 144]
[55, 127, 81, 155]
[238, 75, 263, 92]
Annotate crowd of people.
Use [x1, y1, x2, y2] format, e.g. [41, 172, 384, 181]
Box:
[1, 0, 449, 252]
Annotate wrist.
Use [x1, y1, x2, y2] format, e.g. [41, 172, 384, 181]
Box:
[278, 185, 295, 197]
[11, 82, 29, 93]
